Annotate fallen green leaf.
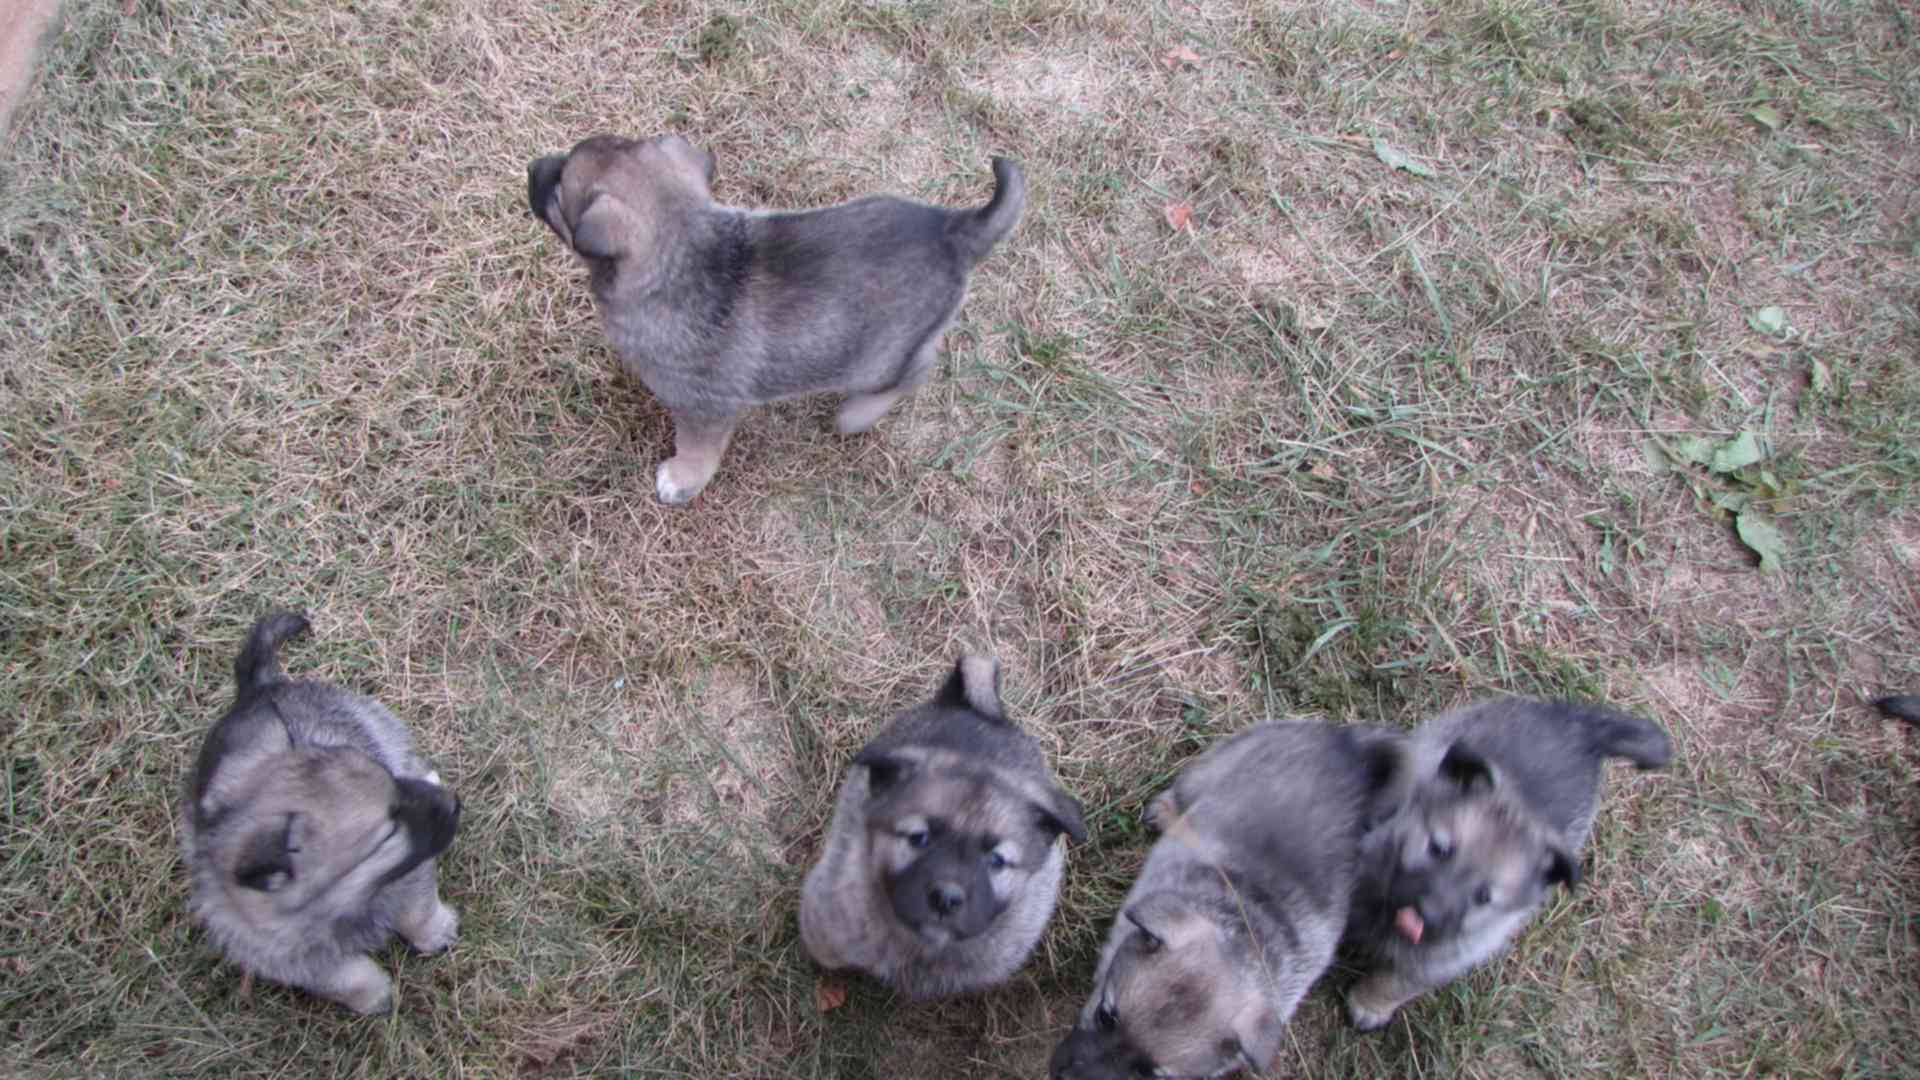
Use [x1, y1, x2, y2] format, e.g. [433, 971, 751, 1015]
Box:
[1711, 431, 1765, 473]
[1712, 489, 1752, 514]
[1749, 104, 1783, 131]
[1736, 512, 1786, 574]
[1809, 357, 1832, 395]
[1643, 439, 1675, 474]
[1372, 138, 1436, 178]
[1748, 305, 1787, 336]
[1667, 435, 1717, 467]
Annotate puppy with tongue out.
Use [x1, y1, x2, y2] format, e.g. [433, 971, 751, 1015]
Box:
[1344, 698, 1672, 1032]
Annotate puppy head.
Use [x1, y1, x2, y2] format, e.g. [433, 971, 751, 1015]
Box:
[203, 748, 460, 928]
[1374, 742, 1576, 946]
[857, 745, 1083, 948]
[1050, 893, 1281, 1080]
[527, 134, 717, 263]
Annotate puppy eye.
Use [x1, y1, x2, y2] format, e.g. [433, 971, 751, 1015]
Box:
[987, 851, 1009, 870]
[1428, 835, 1454, 860]
[1131, 1063, 1156, 1079]
[1473, 884, 1493, 906]
[1095, 1001, 1118, 1031]
[906, 830, 930, 849]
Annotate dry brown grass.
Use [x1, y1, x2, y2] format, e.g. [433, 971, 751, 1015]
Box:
[2, 0, 1917, 1076]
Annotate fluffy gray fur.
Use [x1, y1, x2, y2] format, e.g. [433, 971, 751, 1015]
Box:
[180, 612, 461, 1014]
[800, 656, 1085, 999]
[528, 135, 1025, 505]
[1345, 698, 1671, 1031]
[1051, 722, 1410, 1080]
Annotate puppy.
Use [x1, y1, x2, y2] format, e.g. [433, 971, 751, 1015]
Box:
[527, 136, 1026, 505]
[1345, 699, 1671, 1031]
[1050, 722, 1410, 1079]
[800, 656, 1085, 998]
[180, 612, 461, 1014]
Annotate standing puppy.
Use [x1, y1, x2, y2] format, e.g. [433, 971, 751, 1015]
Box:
[1346, 699, 1671, 1031]
[180, 612, 461, 1014]
[527, 136, 1026, 505]
[800, 656, 1085, 998]
[1050, 723, 1411, 1080]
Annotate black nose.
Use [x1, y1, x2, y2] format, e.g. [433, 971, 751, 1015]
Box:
[527, 154, 566, 219]
[929, 883, 965, 917]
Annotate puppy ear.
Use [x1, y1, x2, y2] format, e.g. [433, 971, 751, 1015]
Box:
[658, 135, 716, 188]
[1358, 737, 1414, 831]
[853, 747, 920, 797]
[1033, 784, 1088, 844]
[1123, 892, 1192, 952]
[1438, 741, 1495, 793]
[569, 193, 641, 260]
[935, 655, 1005, 722]
[234, 815, 298, 892]
[1544, 846, 1581, 890]
[1229, 998, 1285, 1073]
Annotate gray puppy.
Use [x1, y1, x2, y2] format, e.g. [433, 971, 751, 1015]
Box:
[180, 612, 461, 1014]
[800, 656, 1086, 998]
[1050, 722, 1411, 1080]
[1345, 699, 1671, 1031]
[527, 135, 1026, 505]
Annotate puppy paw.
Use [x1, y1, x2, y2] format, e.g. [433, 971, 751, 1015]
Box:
[654, 459, 706, 505]
[1348, 999, 1397, 1032]
[410, 901, 460, 954]
[323, 957, 395, 1015]
[835, 392, 901, 435]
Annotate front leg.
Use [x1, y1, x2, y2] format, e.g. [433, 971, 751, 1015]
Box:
[656, 409, 740, 505]
[1347, 966, 1434, 1032]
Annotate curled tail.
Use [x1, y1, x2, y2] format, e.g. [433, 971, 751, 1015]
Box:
[1563, 702, 1672, 770]
[233, 611, 311, 697]
[948, 157, 1025, 264]
[1875, 696, 1920, 725]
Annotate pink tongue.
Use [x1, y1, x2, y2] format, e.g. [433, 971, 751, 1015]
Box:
[1393, 906, 1424, 944]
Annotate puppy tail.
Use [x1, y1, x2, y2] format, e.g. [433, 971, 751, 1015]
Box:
[1875, 695, 1920, 725]
[949, 157, 1026, 264]
[1560, 702, 1673, 770]
[233, 611, 311, 696]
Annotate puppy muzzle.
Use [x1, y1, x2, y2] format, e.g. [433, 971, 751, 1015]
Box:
[527, 154, 566, 220]
[376, 777, 461, 886]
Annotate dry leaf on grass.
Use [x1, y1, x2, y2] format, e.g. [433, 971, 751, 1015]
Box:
[1163, 202, 1192, 231]
[814, 978, 849, 1012]
[1161, 45, 1201, 69]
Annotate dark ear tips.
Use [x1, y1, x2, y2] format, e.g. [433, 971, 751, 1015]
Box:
[1039, 790, 1088, 843]
[1438, 742, 1495, 791]
[854, 748, 914, 795]
[1545, 847, 1580, 889]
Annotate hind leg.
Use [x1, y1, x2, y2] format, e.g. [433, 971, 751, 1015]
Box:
[837, 323, 950, 435]
[307, 955, 395, 1015]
